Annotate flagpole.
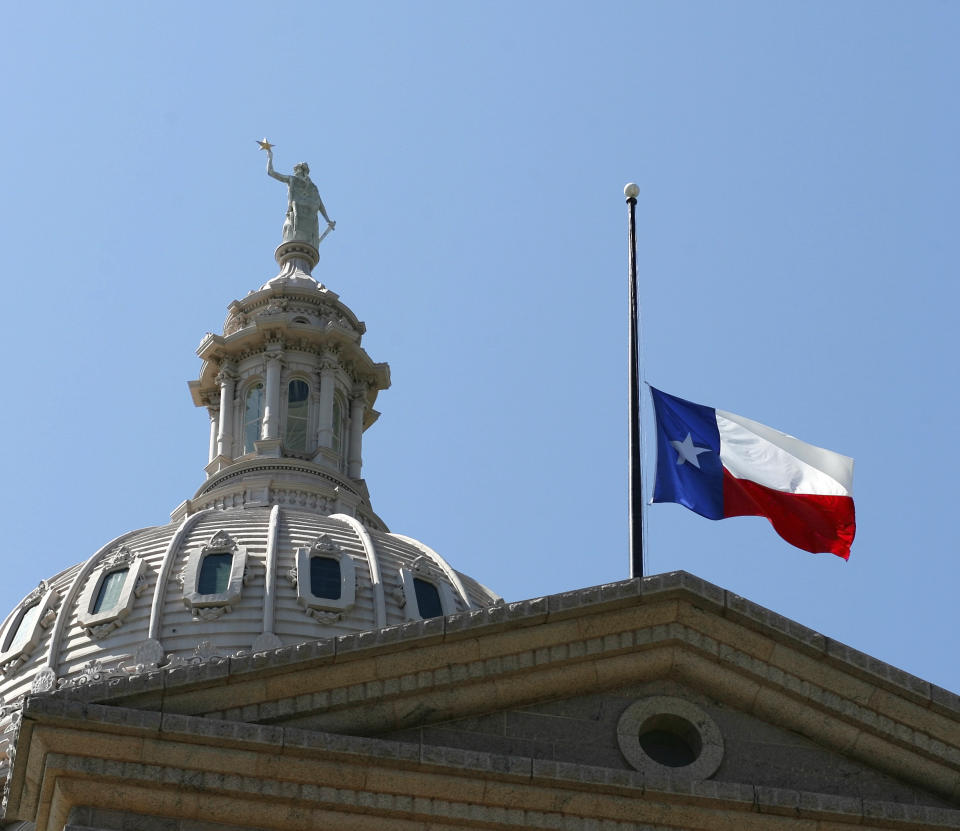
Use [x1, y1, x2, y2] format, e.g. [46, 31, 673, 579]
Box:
[625, 183, 644, 579]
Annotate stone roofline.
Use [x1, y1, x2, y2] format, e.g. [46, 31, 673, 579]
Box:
[49, 570, 960, 719]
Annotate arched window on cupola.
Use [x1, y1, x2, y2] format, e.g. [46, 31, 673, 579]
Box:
[332, 395, 346, 467]
[286, 379, 310, 454]
[243, 382, 265, 454]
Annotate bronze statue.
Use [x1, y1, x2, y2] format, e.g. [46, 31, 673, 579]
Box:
[259, 139, 335, 249]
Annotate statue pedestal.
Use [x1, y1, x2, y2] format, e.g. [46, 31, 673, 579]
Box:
[275, 241, 319, 273]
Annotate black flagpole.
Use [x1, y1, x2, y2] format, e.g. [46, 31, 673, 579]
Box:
[625, 183, 644, 579]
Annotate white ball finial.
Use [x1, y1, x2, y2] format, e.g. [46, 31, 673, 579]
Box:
[624, 183, 639, 199]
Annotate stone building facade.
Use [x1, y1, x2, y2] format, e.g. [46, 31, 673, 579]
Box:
[1, 201, 958, 831]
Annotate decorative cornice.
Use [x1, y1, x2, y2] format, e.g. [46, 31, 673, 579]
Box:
[196, 459, 363, 499]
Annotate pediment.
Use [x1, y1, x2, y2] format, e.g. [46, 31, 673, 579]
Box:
[374, 678, 953, 808]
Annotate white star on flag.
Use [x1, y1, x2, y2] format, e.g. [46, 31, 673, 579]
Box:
[670, 433, 712, 469]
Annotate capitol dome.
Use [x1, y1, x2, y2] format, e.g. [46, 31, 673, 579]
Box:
[0, 226, 499, 759]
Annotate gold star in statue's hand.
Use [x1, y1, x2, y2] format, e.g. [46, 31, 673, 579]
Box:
[256, 138, 275, 151]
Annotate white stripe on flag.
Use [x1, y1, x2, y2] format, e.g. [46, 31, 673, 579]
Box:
[716, 410, 854, 496]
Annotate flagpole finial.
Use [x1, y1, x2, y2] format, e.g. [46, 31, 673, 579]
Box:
[624, 182, 639, 200]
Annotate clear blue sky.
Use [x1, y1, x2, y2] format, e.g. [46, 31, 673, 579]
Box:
[1, 2, 958, 691]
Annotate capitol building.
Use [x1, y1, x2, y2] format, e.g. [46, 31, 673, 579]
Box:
[1, 161, 959, 831]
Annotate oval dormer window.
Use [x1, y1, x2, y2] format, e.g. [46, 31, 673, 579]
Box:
[413, 578, 443, 619]
[198, 552, 233, 595]
[92, 568, 129, 614]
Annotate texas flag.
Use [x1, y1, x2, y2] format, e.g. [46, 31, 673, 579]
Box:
[650, 387, 855, 560]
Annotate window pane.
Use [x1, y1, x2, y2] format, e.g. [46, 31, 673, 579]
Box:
[414, 578, 443, 619]
[286, 380, 309, 453]
[93, 568, 129, 613]
[243, 384, 264, 453]
[310, 556, 341, 599]
[288, 379, 309, 403]
[332, 398, 343, 453]
[4, 601, 42, 654]
[198, 553, 233, 594]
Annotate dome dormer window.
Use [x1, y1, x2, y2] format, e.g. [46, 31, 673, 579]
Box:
[0, 582, 59, 675]
[78, 546, 148, 639]
[285, 379, 310, 454]
[310, 556, 341, 599]
[92, 568, 128, 614]
[180, 531, 249, 621]
[197, 553, 233, 595]
[3, 602, 42, 656]
[413, 578, 443, 619]
[243, 383, 265, 454]
[399, 556, 456, 621]
[288, 535, 356, 623]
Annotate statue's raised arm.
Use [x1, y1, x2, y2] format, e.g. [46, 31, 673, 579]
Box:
[258, 139, 335, 251]
[264, 147, 290, 184]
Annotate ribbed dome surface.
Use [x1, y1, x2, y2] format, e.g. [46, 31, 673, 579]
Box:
[0, 506, 498, 747]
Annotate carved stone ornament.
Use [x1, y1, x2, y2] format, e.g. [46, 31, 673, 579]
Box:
[102, 545, 137, 570]
[313, 534, 339, 554]
[1, 698, 25, 739]
[30, 667, 57, 694]
[410, 555, 433, 576]
[224, 311, 248, 335]
[214, 365, 237, 387]
[204, 529, 238, 554]
[22, 580, 49, 607]
[305, 609, 343, 625]
[88, 621, 122, 639]
[262, 299, 289, 315]
[164, 640, 231, 670]
[193, 605, 230, 621]
[58, 658, 127, 689]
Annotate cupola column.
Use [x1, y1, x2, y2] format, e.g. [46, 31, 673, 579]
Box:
[316, 352, 337, 448]
[207, 406, 220, 464]
[262, 352, 284, 440]
[215, 366, 237, 459]
[348, 384, 367, 479]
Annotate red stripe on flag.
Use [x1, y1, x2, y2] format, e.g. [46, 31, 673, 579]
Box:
[722, 470, 856, 560]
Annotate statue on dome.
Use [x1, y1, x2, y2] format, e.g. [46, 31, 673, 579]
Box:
[258, 139, 335, 250]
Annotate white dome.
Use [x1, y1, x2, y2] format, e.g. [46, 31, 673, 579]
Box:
[0, 506, 498, 710]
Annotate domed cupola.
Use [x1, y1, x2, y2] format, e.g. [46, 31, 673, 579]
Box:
[0, 147, 500, 769]
[183, 236, 391, 530]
